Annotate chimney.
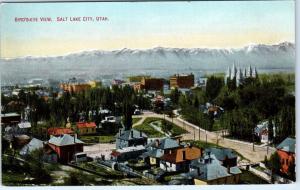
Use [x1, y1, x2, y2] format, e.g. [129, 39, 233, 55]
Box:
[227, 165, 230, 174]
[155, 139, 160, 147]
[140, 131, 142, 137]
[131, 130, 134, 138]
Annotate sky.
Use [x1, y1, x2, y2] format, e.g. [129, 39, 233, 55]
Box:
[0, 1, 295, 58]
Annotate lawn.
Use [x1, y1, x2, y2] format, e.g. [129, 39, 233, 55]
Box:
[80, 135, 116, 143]
[134, 123, 165, 138]
[133, 117, 187, 138]
[132, 117, 142, 124]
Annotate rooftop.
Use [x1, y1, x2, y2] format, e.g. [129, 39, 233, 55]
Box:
[204, 147, 237, 161]
[161, 146, 202, 164]
[115, 145, 145, 153]
[76, 122, 97, 128]
[49, 134, 84, 146]
[276, 137, 295, 153]
[118, 128, 147, 141]
[147, 138, 180, 150]
[187, 154, 236, 181]
[48, 127, 74, 136]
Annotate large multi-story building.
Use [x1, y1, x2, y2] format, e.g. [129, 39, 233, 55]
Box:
[138, 77, 164, 91]
[170, 74, 194, 89]
[60, 77, 100, 93]
[225, 64, 258, 86]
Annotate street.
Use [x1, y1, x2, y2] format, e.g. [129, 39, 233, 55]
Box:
[133, 111, 276, 163]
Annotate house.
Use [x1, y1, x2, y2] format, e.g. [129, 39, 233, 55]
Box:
[142, 138, 180, 167]
[255, 120, 275, 143]
[76, 122, 97, 135]
[111, 145, 146, 162]
[48, 127, 74, 137]
[184, 153, 241, 185]
[160, 145, 202, 172]
[20, 138, 44, 156]
[276, 137, 295, 174]
[200, 103, 224, 118]
[116, 128, 148, 149]
[204, 148, 237, 168]
[48, 134, 84, 163]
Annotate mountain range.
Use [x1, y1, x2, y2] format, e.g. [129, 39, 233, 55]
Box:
[0, 42, 295, 85]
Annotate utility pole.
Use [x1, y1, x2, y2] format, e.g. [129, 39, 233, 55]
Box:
[252, 128, 255, 151]
[194, 128, 195, 141]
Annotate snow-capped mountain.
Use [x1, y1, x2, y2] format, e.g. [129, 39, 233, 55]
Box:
[0, 42, 295, 85]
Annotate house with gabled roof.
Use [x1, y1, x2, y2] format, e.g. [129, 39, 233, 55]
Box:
[48, 127, 74, 137]
[204, 147, 237, 168]
[19, 138, 44, 156]
[142, 138, 180, 167]
[48, 134, 84, 163]
[276, 137, 295, 174]
[116, 128, 148, 149]
[76, 122, 97, 135]
[182, 153, 241, 185]
[160, 145, 202, 172]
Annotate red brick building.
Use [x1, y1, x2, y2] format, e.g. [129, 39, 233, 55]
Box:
[140, 77, 164, 91]
[276, 137, 295, 174]
[170, 74, 194, 89]
[48, 134, 84, 163]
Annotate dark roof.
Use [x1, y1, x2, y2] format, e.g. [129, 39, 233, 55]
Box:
[142, 149, 164, 158]
[49, 134, 84, 146]
[147, 138, 180, 150]
[276, 137, 295, 153]
[117, 128, 147, 141]
[187, 154, 230, 181]
[204, 148, 237, 161]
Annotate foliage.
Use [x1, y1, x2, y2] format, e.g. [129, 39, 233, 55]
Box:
[267, 152, 281, 174]
[205, 76, 224, 101]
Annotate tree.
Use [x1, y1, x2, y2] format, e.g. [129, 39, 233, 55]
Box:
[169, 88, 181, 106]
[206, 76, 224, 101]
[268, 152, 281, 174]
[268, 117, 274, 143]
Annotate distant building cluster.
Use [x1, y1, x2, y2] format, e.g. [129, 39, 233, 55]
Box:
[170, 74, 194, 89]
[60, 77, 100, 93]
[225, 64, 258, 86]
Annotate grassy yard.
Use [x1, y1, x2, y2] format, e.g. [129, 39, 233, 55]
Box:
[134, 123, 165, 138]
[133, 117, 187, 138]
[132, 117, 142, 124]
[80, 135, 116, 143]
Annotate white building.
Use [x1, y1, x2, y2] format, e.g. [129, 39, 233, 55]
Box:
[225, 63, 258, 86]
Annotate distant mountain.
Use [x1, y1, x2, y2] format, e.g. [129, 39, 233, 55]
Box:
[0, 42, 295, 85]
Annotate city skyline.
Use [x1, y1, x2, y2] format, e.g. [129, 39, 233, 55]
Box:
[0, 1, 295, 58]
